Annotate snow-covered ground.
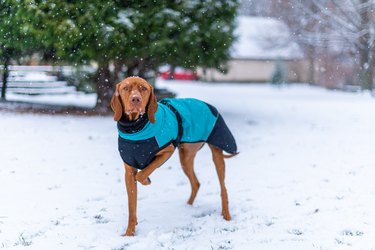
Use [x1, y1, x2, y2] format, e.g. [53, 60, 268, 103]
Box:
[1, 80, 375, 249]
[6, 92, 97, 108]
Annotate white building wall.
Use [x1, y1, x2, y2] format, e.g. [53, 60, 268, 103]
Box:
[198, 59, 309, 83]
[198, 59, 275, 82]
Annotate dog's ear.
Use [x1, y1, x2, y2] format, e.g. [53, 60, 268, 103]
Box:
[147, 85, 158, 124]
[111, 83, 123, 121]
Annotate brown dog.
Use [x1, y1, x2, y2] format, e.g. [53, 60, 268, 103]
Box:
[111, 76, 238, 236]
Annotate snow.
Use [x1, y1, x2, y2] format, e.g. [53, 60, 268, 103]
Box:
[6, 92, 97, 108]
[232, 16, 303, 60]
[3, 69, 85, 96]
[1, 79, 375, 249]
[8, 71, 58, 82]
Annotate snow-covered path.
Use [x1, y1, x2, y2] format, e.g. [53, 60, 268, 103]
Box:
[1, 81, 375, 249]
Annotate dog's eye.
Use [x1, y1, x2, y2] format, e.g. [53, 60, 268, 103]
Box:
[140, 86, 147, 91]
[123, 86, 129, 91]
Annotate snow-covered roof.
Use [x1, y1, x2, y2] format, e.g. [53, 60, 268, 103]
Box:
[231, 16, 303, 60]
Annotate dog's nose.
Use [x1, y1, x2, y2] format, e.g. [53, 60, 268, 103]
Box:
[131, 96, 141, 104]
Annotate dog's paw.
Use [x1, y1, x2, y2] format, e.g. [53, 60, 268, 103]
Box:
[222, 211, 232, 221]
[136, 173, 151, 185]
[123, 227, 136, 236]
[139, 177, 151, 185]
[122, 231, 135, 237]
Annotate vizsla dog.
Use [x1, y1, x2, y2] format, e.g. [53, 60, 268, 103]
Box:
[111, 76, 238, 236]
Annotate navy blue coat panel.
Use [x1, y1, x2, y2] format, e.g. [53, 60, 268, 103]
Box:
[117, 98, 237, 170]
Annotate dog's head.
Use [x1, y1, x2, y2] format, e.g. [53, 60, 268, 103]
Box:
[110, 76, 158, 123]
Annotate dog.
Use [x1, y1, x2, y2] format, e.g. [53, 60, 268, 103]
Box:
[111, 76, 238, 236]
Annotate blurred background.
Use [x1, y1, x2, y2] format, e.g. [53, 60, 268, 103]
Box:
[1, 0, 374, 113]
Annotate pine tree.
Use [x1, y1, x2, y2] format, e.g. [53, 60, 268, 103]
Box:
[271, 59, 286, 86]
[0, 1, 38, 100]
[32, 0, 239, 111]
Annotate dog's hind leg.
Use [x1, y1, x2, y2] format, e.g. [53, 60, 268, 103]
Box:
[208, 144, 231, 221]
[179, 142, 203, 205]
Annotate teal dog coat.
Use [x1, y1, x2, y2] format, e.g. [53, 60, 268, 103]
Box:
[118, 98, 237, 169]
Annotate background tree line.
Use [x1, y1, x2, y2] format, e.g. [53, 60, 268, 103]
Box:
[0, 0, 239, 111]
[241, 0, 375, 91]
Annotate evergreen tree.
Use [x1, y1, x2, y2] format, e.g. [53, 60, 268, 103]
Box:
[177, 0, 238, 72]
[0, 1, 38, 100]
[271, 59, 286, 86]
[33, 0, 120, 111]
[32, 0, 239, 111]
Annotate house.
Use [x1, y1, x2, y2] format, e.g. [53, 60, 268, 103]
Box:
[197, 16, 307, 82]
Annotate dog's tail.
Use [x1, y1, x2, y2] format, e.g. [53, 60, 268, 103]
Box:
[223, 152, 239, 159]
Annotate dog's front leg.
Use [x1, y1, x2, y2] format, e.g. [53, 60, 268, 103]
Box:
[136, 144, 175, 185]
[123, 164, 138, 236]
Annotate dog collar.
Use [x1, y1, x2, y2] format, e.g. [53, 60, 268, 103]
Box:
[118, 114, 149, 134]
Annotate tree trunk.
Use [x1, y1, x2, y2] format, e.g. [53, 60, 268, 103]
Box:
[306, 44, 315, 85]
[112, 60, 124, 84]
[359, 50, 374, 91]
[358, 0, 373, 91]
[95, 63, 113, 113]
[1, 54, 10, 100]
[168, 65, 176, 80]
[126, 61, 139, 77]
[138, 59, 146, 78]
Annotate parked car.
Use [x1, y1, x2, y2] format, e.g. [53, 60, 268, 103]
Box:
[159, 67, 198, 80]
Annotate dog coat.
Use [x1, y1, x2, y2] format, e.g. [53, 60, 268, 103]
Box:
[117, 98, 237, 169]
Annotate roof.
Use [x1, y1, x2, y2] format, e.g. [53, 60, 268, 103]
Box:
[231, 16, 303, 60]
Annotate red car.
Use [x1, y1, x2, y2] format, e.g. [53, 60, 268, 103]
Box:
[159, 67, 198, 80]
